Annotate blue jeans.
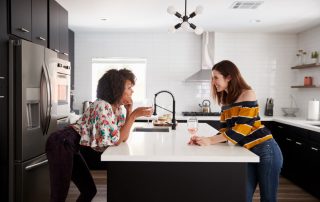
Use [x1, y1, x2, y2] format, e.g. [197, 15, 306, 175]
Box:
[247, 138, 283, 202]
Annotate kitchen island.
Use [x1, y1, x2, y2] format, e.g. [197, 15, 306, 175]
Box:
[101, 123, 259, 202]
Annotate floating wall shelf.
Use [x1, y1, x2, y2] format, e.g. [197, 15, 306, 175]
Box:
[291, 63, 320, 69]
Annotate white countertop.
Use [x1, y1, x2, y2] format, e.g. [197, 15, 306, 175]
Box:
[138, 115, 320, 133]
[101, 123, 259, 163]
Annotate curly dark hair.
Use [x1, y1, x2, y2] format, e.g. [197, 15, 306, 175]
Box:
[96, 68, 136, 104]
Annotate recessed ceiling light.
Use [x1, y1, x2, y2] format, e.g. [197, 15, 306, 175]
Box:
[100, 18, 107, 21]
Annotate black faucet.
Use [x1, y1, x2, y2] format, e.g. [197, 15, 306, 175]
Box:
[153, 90, 176, 130]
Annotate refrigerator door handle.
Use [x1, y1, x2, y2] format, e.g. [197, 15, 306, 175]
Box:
[44, 63, 52, 135]
[40, 65, 51, 134]
[25, 159, 48, 171]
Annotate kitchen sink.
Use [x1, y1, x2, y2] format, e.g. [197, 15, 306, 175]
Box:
[133, 127, 170, 132]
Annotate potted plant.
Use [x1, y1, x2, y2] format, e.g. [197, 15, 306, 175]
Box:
[311, 51, 319, 64]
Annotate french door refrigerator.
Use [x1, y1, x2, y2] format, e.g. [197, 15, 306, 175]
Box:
[8, 39, 60, 202]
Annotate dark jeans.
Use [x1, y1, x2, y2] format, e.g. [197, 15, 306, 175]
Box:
[247, 138, 283, 202]
[46, 127, 97, 202]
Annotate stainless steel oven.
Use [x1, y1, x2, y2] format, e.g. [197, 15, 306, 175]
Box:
[53, 59, 71, 118]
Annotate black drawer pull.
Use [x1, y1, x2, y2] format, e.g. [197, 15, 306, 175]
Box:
[19, 27, 30, 33]
[63, 52, 69, 56]
[54, 49, 60, 53]
[277, 125, 284, 129]
[311, 147, 319, 151]
[0, 77, 4, 79]
[295, 141, 302, 145]
[286, 138, 292, 141]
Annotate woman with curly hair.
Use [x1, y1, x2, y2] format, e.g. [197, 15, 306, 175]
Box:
[46, 69, 152, 202]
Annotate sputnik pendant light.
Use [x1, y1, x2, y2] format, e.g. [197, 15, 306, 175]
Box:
[167, 0, 204, 35]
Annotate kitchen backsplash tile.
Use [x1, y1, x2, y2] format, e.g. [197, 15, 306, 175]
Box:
[74, 28, 320, 118]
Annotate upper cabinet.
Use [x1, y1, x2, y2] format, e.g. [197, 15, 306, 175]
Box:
[49, 0, 69, 60]
[10, 0, 32, 40]
[32, 0, 48, 46]
[10, 0, 47, 46]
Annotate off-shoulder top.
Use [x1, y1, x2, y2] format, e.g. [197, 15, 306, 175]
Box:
[218, 101, 273, 149]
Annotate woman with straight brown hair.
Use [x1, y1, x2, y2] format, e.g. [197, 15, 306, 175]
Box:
[189, 60, 283, 202]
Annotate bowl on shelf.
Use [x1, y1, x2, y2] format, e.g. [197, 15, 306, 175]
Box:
[281, 107, 299, 117]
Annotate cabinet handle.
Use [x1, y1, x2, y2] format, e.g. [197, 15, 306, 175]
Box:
[54, 49, 60, 53]
[311, 147, 319, 151]
[38, 36, 46, 41]
[286, 138, 292, 141]
[63, 52, 69, 56]
[295, 141, 302, 145]
[0, 96, 4, 99]
[277, 125, 283, 129]
[0, 77, 4, 79]
[19, 27, 30, 33]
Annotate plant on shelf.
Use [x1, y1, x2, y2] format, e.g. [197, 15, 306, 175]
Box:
[311, 51, 319, 64]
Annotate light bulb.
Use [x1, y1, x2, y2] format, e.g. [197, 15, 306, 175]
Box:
[195, 6, 203, 14]
[195, 27, 204, 35]
[167, 6, 176, 15]
[181, 21, 189, 30]
[169, 26, 176, 33]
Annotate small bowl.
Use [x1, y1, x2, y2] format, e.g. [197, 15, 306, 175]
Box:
[281, 107, 299, 117]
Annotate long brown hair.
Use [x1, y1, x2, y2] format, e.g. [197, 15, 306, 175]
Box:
[211, 60, 251, 105]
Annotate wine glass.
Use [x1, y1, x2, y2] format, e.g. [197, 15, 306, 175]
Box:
[187, 117, 198, 137]
[143, 99, 154, 126]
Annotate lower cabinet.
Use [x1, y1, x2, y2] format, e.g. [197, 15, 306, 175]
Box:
[268, 121, 320, 199]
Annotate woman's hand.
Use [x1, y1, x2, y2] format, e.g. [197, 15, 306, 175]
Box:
[188, 136, 212, 146]
[132, 107, 153, 118]
[123, 97, 133, 113]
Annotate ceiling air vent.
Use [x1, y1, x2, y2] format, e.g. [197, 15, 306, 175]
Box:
[230, 1, 264, 9]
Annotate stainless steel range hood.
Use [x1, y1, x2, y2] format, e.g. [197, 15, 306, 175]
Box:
[185, 32, 215, 82]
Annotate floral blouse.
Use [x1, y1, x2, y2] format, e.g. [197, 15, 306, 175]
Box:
[71, 99, 126, 151]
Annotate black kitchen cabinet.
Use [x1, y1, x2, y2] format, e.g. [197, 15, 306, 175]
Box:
[49, 0, 59, 52]
[268, 121, 320, 199]
[69, 29, 74, 90]
[10, 0, 32, 40]
[199, 120, 220, 130]
[49, 0, 69, 60]
[31, 0, 48, 46]
[0, 0, 9, 201]
[59, 5, 69, 59]
[10, 0, 48, 46]
[305, 131, 320, 198]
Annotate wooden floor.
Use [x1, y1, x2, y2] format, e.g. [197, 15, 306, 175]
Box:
[66, 170, 319, 202]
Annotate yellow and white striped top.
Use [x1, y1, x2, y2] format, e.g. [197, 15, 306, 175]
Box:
[219, 101, 273, 149]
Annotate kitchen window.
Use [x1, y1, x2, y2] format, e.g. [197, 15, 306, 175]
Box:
[91, 58, 147, 104]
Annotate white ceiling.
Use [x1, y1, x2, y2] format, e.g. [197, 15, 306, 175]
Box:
[57, 0, 320, 33]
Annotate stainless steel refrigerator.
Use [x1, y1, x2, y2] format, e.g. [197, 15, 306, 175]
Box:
[8, 39, 67, 202]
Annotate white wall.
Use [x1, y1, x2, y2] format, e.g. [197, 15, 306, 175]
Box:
[214, 33, 297, 116]
[74, 31, 298, 116]
[294, 25, 320, 117]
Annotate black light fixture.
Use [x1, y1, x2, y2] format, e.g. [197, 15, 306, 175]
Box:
[167, 0, 204, 35]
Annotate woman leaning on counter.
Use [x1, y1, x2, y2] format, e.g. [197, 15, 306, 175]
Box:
[189, 60, 283, 202]
[46, 69, 153, 202]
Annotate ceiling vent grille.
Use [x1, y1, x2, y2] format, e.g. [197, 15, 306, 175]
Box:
[230, 1, 264, 9]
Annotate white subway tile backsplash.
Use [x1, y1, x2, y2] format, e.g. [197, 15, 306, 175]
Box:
[73, 29, 320, 118]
